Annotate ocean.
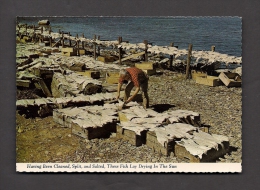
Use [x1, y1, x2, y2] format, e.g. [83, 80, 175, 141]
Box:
[17, 16, 242, 57]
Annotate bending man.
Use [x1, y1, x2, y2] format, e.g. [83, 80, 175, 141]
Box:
[116, 67, 149, 109]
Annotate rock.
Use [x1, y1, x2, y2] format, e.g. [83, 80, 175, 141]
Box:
[56, 152, 62, 156]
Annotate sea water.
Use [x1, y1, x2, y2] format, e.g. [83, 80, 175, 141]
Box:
[17, 16, 242, 57]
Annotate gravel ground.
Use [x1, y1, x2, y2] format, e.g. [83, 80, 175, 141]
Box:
[16, 70, 242, 163]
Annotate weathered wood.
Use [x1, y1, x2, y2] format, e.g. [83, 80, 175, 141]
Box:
[113, 51, 145, 64]
[146, 131, 174, 156]
[52, 38, 61, 48]
[116, 124, 145, 146]
[219, 72, 242, 87]
[97, 56, 114, 63]
[185, 44, 193, 79]
[105, 71, 120, 84]
[169, 42, 174, 69]
[196, 76, 223, 87]
[62, 32, 64, 47]
[174, 131, 229, 162]
[144, 40, 148, 62]
[93, 35, 97, 60]
[135, 62, 155, 70]
[53, 105, 118, 139]
[77, 70, 100, 79]
[211, 45, 215, 52]
[118, 36, 123, 65]
[16, 79, 31, 88]
[191, 70, 207, 80]
[36, 78, 52, 97]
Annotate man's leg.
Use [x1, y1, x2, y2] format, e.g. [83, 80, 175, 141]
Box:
[141, 81, 149, 109]
[124, 81, 134, 102]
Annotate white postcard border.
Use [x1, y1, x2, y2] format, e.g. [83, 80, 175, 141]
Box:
[17, 163, 242, 173]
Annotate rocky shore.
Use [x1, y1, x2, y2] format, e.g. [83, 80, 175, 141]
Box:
[16, 70, 242, 163]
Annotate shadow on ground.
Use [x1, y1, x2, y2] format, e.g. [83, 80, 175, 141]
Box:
[151, 104, 175, 113]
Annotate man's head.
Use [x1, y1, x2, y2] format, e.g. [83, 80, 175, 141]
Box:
[119, 69, 130, 82]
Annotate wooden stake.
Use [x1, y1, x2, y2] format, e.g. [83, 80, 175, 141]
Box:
[118, 36, 123, 65]
[93, 35, 97, 60]
[211, 45, 215, 52]
[41, 27, 43, 34]
[62, 32, 64, 48]
[81, 33, 85, 49]
[144, 40, 148, 62]
[49, 36, 52, 47]
[169, 42, 174, 69]
[76, 34, 79, 56]
[68, 32, 71, 47]
[185, 44, 193, 80]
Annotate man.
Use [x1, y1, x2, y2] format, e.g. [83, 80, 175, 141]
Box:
[116, 67, 149, 109]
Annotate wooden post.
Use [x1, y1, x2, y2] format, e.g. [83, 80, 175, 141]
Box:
[144, 40, 148, 62]
[68, 32, 71, 47]
[62, 32, 64, 48]
[118, 36, 123, 65]
[98, 36, 100, 40]
[25, 24, 27, 34]
[32, 25, 35, 42]
[49, 27, 51, 34]
[211, 45, 215, 52]
[169, 42, 174, 69]
[185, 44, 193, 80]
[49, 36, 52, 47]
[82, 33, 84, 49]
[76, 34, 79, 56]
[41, 27, 43, 34]
[93, 35, 97, 60]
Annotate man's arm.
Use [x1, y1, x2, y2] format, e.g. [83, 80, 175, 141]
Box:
[126, 87, 140, 103]
[116, 82, 123, 99]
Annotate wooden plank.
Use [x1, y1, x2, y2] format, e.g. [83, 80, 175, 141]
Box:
[16, 79, 31, 88]
[135, 62, 155, 70]
[62, 47, 75, 53]
[113, 51, 145, 64]
[77, 70, 100, 79]
[37, 78, 52, 97]
[142, 69, 156, 76]
[116, 124, 145, 146]
[219, 72, 242, 87]
[97, 56, 114, 62]
[191, 70, 207, 80]
[62, 51, 77, 57]
[146, 131, 173, 156]
[174, 131, 229, 162]
[105, 72, 120, 84]
[196, 76, 222, 87]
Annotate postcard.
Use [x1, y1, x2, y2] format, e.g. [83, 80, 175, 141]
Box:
[16, 16, 242, 172]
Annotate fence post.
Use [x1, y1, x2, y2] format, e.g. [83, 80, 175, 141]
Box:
[93, 35, 97, 60]
[169, 42, 174, 69]
[62, 31, 64, 48]
[76, 34, 80, 56]
[82, 33, 85, 49]
[118, 36, 123, 65]
[185, 44, 193, 80]
[49, 36, 52, 47]
[25, 24, 27, 35]
[211, 45, 215, 52]
[144, 40, 148, 62]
